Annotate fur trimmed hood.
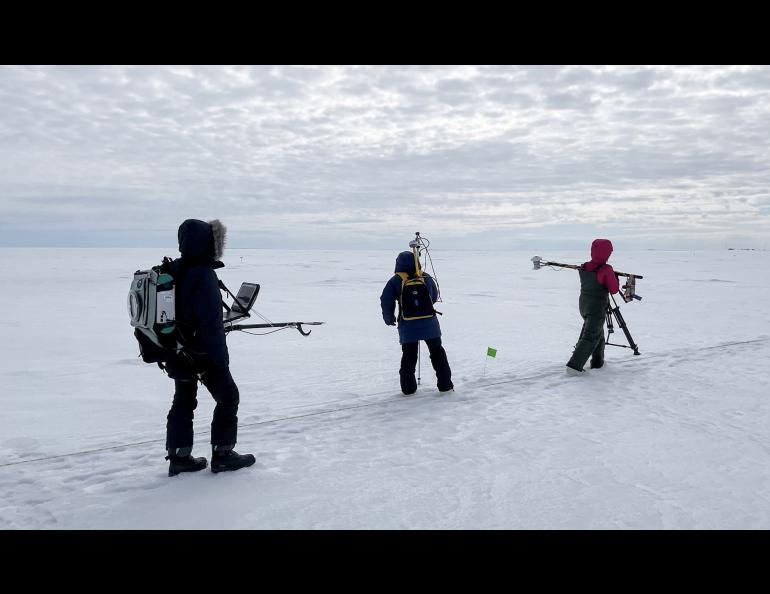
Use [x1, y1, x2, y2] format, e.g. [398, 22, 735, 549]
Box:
[177, 218, 227, 264]
[209, 219, 227, 261]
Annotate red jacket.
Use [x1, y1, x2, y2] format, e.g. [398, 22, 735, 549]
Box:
[583, 239, 619, 294]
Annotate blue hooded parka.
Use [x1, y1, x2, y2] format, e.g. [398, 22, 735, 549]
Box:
[380, 251, 442, 344]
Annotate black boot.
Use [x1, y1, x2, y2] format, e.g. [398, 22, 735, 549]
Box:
[166, 447, 207, 477]
[211, 445, 256, 474]
[399, 370, 417, 395]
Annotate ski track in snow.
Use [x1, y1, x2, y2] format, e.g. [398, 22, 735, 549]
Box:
[1, 337, 769, 529]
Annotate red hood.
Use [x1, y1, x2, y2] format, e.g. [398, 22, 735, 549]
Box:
[584, 238, 613, 271]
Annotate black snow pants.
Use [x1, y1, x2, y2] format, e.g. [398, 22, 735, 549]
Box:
[400, 337, 453, 395]
[567, 268, 611, 372]
[566, 314, 606, 371]
[166, 366, 240, 450]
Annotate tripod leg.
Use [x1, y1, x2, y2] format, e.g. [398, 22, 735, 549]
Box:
[612, 306, 640, 355]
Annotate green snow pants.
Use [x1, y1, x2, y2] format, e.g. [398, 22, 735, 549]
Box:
[566, 313, 606, 371]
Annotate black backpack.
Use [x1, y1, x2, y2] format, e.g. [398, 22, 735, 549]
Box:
[399, 274, 436, 321]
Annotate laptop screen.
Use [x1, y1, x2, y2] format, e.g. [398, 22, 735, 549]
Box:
[231, 282, 259, 314]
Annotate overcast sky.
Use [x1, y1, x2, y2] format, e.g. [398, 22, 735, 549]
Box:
[1, 65, 769, 250]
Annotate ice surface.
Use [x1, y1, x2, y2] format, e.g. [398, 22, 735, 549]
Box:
[0, 248, 768, 529]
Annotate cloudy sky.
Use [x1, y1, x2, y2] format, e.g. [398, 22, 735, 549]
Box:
[1, 65, 769, 250]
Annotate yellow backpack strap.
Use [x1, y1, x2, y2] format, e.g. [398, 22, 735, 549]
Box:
[395, 272, 408, 320]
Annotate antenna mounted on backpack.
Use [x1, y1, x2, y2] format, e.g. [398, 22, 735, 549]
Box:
[408, 232, 441, 303]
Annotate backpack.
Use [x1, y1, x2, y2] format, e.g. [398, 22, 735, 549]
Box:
[398, 272, 436, 321]
[128, 257, 186, 367]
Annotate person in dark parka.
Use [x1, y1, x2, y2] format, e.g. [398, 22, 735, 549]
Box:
[380, 251, 453, 395]
[163, 219, 255, 476]
[566, 238, 620, 375]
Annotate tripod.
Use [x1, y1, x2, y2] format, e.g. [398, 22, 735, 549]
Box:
[605, 293, 640, 355]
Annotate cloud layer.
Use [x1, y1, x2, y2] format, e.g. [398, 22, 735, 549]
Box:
[1, 65, 769, 249]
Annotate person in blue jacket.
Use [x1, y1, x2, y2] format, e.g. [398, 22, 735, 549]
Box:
[380, 251, 453, 395]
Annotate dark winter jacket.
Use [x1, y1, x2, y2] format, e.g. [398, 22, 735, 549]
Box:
[380, 251, 441, 344]
[578, 239, 619, 318]
[168, 219, 230, 371]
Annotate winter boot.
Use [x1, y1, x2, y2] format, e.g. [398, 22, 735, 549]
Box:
[566, 364, 587, 376]
[399, 370, 418, 396]
[211, 445, 256, 474]
[166, 447, 207, 477]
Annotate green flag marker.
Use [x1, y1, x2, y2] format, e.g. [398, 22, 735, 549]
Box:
[487, 347, 497, 358]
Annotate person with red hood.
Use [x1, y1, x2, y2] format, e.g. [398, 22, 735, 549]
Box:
[566, 239, 620, 375]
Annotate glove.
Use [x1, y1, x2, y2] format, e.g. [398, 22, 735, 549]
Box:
[384, 315, 397, 326]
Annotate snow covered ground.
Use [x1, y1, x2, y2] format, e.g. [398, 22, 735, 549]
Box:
[1, 247, 769, 529]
